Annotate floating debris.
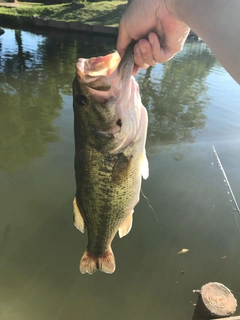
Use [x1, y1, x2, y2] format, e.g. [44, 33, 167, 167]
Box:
[178, 248, 189, 254]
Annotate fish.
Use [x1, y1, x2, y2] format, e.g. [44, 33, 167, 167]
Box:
[72, 44, 149, 275]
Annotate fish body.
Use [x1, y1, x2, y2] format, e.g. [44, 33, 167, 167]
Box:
[72, 45, 148, 274]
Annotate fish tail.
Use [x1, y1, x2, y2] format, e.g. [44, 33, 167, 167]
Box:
[80, 247, 115, 275]
[97, 247, 115, 274]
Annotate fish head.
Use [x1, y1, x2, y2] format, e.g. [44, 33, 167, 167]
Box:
[72, 45, 141, 152]
[72, 51, 121, 136]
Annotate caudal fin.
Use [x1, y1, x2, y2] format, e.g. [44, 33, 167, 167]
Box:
[80, 247, 115, 275]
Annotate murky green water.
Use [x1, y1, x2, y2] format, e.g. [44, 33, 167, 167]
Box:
[1, 28, 240, 320]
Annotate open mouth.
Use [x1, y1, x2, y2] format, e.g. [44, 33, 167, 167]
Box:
[75, 51, 121, 91]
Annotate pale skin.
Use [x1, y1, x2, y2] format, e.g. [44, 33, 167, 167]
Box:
[116, 0, 240, 84]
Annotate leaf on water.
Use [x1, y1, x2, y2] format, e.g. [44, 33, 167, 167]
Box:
[178, 248, 189, 254]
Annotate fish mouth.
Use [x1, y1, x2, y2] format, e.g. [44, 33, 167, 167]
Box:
[76, 51, 121, 92]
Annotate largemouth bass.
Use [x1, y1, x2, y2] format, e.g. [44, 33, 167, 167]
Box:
[72, 44, 148, 274]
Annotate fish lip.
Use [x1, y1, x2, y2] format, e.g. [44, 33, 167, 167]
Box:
[75, 44, 134, 89]
[74, 52, 121, 100]
[75, 47, 134, 93]
[75, 58, 112, 92]
[76, 51, 121, 82]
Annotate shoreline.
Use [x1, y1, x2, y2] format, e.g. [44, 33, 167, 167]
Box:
[0, 13, 199, 39]
[0, 13, 118, 36]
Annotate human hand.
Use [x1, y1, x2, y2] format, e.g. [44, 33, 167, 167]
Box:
[116, 0, 190, 70]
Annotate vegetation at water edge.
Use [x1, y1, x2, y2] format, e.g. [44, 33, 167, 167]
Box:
[0, 1, 127, 26]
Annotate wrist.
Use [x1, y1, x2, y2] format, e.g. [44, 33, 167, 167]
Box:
[164, 0, 192, 22]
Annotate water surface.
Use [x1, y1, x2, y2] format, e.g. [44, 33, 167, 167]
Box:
[0, 28, 240, 320]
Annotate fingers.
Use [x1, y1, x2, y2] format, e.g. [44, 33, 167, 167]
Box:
[116, 0, 190, 72]
[133, 32, 177, 69]
[117, 31, 176, 73]
[148, 32, 174, 62]
[134, 39, 155, 69]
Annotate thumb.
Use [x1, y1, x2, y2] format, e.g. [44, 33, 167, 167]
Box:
[116, 20, 133, 58]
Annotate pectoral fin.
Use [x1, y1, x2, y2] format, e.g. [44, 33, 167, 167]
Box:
[118, 210, 133, 238]
[141, 151, 149, 180]
[73, 197, 85, 233]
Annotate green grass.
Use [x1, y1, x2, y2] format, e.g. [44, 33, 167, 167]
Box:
[0, 1, 128, 26]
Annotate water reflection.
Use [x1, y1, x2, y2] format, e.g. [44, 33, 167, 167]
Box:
[0, 30, 62, 171]
[0, 29, 117, 171]
[137, 42, 216, 154]
[0, 29, 217, 171]
[1, 27, 240, 320]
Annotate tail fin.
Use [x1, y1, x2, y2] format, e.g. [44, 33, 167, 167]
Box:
[80, 247, 115, 275]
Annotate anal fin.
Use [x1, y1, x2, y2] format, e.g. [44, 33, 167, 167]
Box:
[80, 247, 115, 275]
[118, 210, 133, 238]
[73, 197, 85, 233]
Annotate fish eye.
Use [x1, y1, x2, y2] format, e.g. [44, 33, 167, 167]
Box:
[76, 94, 87, 106]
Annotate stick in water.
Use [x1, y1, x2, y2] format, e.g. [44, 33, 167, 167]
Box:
[212, 145, 240, 214]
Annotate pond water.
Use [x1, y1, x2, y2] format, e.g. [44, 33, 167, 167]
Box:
[0, 27, 240, 320]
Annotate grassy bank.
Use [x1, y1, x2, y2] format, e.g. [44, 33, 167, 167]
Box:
[0, 1, 127, 26]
